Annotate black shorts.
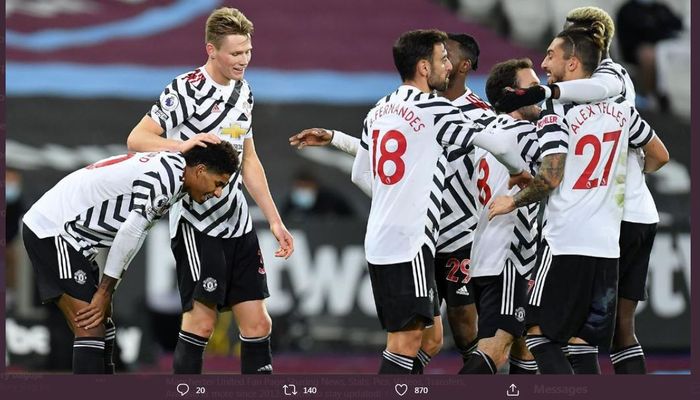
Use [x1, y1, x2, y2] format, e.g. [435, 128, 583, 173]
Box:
[435, 245, 475, 308]
[368, 245, 438, 332]
[172, 221, 269, 313]
[472, 260, 529, 339]
[527, 242, 618, 348]
[619, 221, 657, 301]
[22, 225, 100, 304]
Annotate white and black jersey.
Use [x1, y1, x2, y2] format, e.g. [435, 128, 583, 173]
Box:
[355, 85, 484, 264]
[23, 152, 186, 259]
[471, 115, 540, 277]
[537, 96, 656, 258]
[148, 66, 253, 238]
[437, 88, 496, 254]
[594, 59, 658, 224]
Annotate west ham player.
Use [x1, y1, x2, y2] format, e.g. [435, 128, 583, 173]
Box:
[126, 7, 294, 374]
[22, 142, 239, 374]
[351, 29, 529, 374]
[489, 25, 668, 374]
[498, 6, 670, 374]
[459, 58, 541, 374]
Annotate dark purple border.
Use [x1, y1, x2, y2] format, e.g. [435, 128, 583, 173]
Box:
[1, 0, 8, 377]
[1, 2, 698, 400]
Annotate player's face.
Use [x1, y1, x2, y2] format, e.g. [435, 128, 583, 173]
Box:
[515, 68, 542, 121]
[189, 168, 230, 204]
[445, 40, 462, 82]
[541, 37, 568, 84]
[428, 43, 452, 92]
[210, 34, 253, 82]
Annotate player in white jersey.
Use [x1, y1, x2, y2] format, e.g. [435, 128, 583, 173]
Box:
[126, 8, 294, 374]
[458, 58, 542, 375]
[489, 26, 668, 374]
[22, 142, 239, 374]
[351, 29, 530, 374]
[497, 7, 670, 374]
[288, 33, 533, 373]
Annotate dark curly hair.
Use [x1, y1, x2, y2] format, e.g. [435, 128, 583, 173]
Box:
[183, 141, 239, 175]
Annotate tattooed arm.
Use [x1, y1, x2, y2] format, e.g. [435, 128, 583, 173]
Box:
[487, 153, 566, 220]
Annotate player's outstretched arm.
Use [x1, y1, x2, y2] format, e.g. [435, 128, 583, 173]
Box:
[290, 128, 360, 156]
[242, 138, 294, 259]
[497, 73, 623, 113]
[75, 211, 151, 329]
[350, 146, 373, 197]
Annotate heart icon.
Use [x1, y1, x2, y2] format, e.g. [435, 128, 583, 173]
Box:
[395, 384, 408, 396]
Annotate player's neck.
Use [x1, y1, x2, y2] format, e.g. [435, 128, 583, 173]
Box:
[441, 78, 467, 101]
[204, 62, 232, 86]
[403, 78, 431, 94]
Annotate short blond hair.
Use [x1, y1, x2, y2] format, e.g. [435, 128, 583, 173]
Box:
[205, 7, 253, 48]
[565, 6, 614, 51]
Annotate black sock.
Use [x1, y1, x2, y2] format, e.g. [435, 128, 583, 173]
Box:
[509, 356, 538, 374]
[458, 339, 479, 364]
[459, 350, 496, 374]
[104, 318, 116, 374]
[525, 335, 572, 374]
[73, 337, 105, 374]
[173, 330, 208, 374]
[611, 344, 646, 374]
[240, 334, 273, 374]
[566, 344, 600, 374]
[411, 349, 431, 374]
[379, 350, 413, 374]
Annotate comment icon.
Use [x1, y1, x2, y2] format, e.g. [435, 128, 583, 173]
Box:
[177, 383, 190, 397]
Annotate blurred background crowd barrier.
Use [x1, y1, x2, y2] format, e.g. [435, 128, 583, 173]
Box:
[5, 0, 690, 373]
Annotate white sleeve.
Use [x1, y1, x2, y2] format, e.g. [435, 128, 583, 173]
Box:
[350, 145, 373, 197]
[555, 73, 624, 103]
[471, 128, 526, 175]
[103, 211, 151, 280]
[330, 130, 360, 156]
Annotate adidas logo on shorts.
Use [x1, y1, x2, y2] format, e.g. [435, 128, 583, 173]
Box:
[257, 364, 272, 372]
[456, 286, 470, 296]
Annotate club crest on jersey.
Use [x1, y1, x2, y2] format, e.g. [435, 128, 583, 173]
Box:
[220, 123, 248, 139]
[203, 278, 218, 292]
[514, 307, 526, 322]
[146, 194, 170, 219]
[161, 93, 179, 112]
[242, 101, 253, 118]
[74, 270, 87, 285]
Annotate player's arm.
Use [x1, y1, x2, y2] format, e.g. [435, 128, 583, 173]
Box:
[75, 211, 151, 329]
[470, 125, 532, 188]
[488, 153, 565, 220]
[242, 137, 294, 259]
[127, 79, 221, 152]
[641, 136, 669, 173]
[289, 128, 360, 155]
[628, 106, 670, 173]
[496, 72, 623, 112]
[350, 122, 373, 196]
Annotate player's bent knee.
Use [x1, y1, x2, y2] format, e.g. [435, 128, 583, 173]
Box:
[239, 313, 272, 338]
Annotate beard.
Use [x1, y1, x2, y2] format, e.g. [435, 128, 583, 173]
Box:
[429, 74, 449, 92]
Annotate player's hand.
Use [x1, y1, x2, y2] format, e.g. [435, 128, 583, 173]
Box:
[270, 222, 294, 259]
[488, 196, 516, 220]
[289, 129, 332, 149]
[178, 133, 222, 153]
[508, 170, 533, 189]
[495, 86, 548, 113]
[75, 289, 112, 330]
